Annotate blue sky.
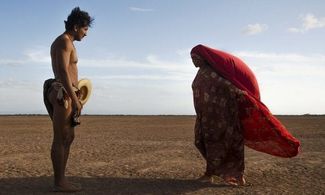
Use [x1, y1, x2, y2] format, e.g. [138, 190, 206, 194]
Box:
[0, 0, 324, 115]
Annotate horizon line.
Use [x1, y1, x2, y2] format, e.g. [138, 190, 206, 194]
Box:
[0, 114, 324, 117]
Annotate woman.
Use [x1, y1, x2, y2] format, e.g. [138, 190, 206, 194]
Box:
[192, 53, 246, 186]
[191, 44, 300, 186]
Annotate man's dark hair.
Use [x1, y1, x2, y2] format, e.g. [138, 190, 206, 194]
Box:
[64, 7, 94, 31]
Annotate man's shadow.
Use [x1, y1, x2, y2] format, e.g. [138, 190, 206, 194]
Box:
[0, 176, 230, 194]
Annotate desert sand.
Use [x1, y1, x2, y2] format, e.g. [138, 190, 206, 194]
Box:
[0, 115, 324, 194]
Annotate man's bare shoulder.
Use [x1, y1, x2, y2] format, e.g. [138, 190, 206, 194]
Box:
[51, 34, 73, 51]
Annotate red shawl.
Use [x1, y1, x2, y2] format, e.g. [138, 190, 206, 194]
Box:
[191, 44, 300, 158]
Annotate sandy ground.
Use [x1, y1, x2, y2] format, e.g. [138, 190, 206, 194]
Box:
[0, 115, 324, 195]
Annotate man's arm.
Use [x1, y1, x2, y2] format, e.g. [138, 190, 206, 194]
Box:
[55, 38, 81, 114]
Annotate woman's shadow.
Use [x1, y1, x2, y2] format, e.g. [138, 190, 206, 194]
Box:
[0, 176, 229, 194]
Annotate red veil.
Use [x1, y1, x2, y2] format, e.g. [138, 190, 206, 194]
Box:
[191, 44, 300, 158]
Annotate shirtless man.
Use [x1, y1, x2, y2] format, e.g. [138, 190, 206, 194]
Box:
[43, 7, 93, 192]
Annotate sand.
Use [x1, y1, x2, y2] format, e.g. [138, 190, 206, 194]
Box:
[0, 115, 324, 194]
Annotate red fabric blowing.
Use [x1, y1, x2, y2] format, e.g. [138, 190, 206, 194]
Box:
[191, 44, 300, 158]
[191, 44, 260, 100]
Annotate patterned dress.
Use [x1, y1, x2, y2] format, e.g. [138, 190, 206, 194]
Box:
[192, 65, 245, 179]
[191, 44, 300, 158]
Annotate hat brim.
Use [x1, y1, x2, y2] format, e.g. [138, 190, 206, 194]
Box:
[78, 79, 92, 105]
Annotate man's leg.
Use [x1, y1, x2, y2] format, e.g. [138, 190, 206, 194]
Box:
[50, 94, 80, 192]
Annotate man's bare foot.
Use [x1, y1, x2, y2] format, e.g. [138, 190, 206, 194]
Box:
[53, 182, 82, 193]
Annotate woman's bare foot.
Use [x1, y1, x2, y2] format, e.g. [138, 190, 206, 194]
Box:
[237, 176, 246, 186]
[223, 176, 246, 186]
[223, 177, 239, 186]
[198, 174, 246, 186]
[210, 175, 225, 184]
[53, 181, 82, 192]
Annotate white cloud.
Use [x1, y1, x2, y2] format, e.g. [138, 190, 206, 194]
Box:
[92, 74, 192, 81]
[288, 13, 325, 33]
[287, 27, 303, 33]
[242, 23, 268, 35]
[0, 48, 198, 115]
[129, 7, 154, 12]
[2, 47, 325, 115]
[79, 54, 193, 73]
[0, 47, 50, 67]
[233, 51, 325, 114]
[24, 47, 50, 63]
[0, 59, 25, 67]
[234, 51, 325, 76]
[176, 48, 191, 57]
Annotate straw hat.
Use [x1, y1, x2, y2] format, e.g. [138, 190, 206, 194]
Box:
[77, 79, 92, 105]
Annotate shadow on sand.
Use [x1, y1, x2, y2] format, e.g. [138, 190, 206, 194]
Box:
[0, 176, 230, 194]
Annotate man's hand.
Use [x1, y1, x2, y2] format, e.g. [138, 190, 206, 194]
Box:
[71, 100, 82, 127]
[72, 100, 83, 117]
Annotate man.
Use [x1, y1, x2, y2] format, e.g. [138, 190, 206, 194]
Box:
[43, 7, 93, 192]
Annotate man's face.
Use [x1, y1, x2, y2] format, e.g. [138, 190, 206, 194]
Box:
[75, 26, 89, 41]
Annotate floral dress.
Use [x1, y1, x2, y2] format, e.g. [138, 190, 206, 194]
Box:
[192, 65, 245, 179]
